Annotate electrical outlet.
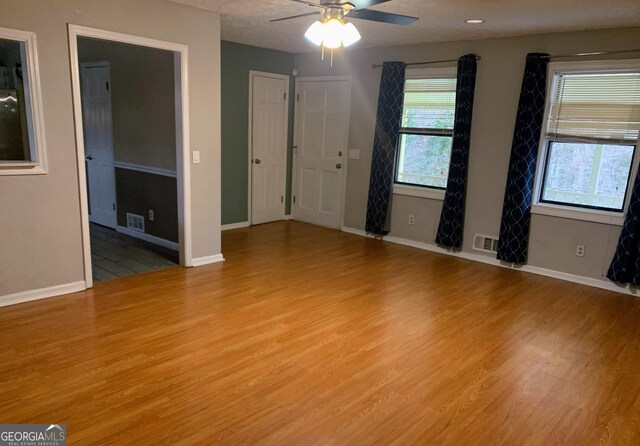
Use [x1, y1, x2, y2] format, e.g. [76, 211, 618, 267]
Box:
[149, 209, 155, 222]
[576, 245, 585, 257]
[408, 214, 415, 225]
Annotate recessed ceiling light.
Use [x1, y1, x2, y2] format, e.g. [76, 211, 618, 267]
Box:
[465, 19, 485, 24]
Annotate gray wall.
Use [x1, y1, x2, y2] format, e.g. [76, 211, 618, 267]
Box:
[221, 40, 295, 225]
[115, 169, 178, 242]
[78, 37, 176, 171]
[0, 0, 221, 296]
[78, 38, 178, 244]
[294, 26, 640, 281]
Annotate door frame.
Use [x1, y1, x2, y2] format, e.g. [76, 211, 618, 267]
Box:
[68, 24, 192, 288]
[247, 70, 290, 225]
[292, 75, 352, 229]
[80, 61, 117, 229]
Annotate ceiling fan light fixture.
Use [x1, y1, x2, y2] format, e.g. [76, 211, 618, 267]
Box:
[304, 14, 361, 50]
[341, 22, 361, 47]
[323, 18, 344, 49]
[304, 20, 326, 46]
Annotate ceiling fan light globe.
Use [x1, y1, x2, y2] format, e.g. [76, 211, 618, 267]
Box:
[323, 18, 343, 49]
[341, 22, 361, 47]
[304, 21, 325, 46]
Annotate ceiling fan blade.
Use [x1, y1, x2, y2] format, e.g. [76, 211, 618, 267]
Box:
[349, 9, 418, 25]
[334, 0, 392, 10]
[270, 11, 321, 22]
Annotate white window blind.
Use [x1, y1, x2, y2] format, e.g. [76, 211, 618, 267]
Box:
[401, 77, 457, 130]
[547, 72, 640, 143]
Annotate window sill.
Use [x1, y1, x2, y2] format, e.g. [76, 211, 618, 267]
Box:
[531, 203, 624, 226]
[0, 162, 47, 175]
[393, 184, 445, 200]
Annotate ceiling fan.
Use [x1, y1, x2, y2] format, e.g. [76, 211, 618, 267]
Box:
[271, 0, 418, 51]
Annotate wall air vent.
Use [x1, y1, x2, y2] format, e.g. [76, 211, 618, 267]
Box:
[126, 213, 145, 233]
[472, 234, 499, 254]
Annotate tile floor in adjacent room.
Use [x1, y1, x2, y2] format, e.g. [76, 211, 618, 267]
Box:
[90, 223, 178, 282]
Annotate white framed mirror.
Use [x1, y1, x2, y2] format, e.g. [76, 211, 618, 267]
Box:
[0, 26, 47, 175]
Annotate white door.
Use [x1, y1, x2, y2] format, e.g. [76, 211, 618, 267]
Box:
[81, 62, 116, 229]
[292, 79, 351, 228]
[251, 73, 288, 225]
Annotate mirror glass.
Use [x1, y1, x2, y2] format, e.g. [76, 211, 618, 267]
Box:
[0, 36, 34, 163]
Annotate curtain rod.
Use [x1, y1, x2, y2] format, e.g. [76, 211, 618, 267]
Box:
[543, 48, 640, 59]
[371, 55, 480, 69]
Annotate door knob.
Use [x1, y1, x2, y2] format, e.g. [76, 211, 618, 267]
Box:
[255, 159, 262, 164]
[85, 156, 93, 161]
[336, 163, 342, 169]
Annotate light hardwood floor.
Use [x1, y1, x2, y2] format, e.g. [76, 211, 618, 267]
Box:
[1, 221, 639, 445]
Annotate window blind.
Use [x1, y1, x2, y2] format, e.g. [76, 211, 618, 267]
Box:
[547, 72, 640, 143]
[401, 77, 457, 130]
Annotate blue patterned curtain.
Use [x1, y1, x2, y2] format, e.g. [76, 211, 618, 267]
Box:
[365, 62, 406, 235]
[435, 54, 478, 248]
[496, 53, 549, 263]
[607, 169, 640, 285]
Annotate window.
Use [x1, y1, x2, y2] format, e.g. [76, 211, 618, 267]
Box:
[0, 26, 47, 175]
[394, 67, 457, 195]
[534, 61, 640, 223]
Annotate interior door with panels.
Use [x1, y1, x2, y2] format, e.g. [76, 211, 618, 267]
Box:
[81, 62, 117, 229]
[293, 78, 351, 229]
[251, 73, 288, 225]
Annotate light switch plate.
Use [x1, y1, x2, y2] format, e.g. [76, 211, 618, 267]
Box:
[192, 150, 200, 164]
[348, 149, 360, 160]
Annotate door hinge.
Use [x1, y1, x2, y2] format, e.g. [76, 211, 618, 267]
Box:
[284, 92, 287, 101]
[106, 81, 109, 91]
[112, 203, 116, 210]
[296, 93, 299, 102]
[281, 196, 284, 203]
[293, 195, 296, 204]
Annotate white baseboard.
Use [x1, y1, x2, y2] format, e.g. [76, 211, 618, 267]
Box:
[0, 281, 86, 308]
[340, 226, 637, 297]
[191, 254, 225, 267]
[116, 225, 179, 251]
[222, 221, 250, 231]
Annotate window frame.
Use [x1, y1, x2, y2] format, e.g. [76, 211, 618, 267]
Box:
[0, 26, 48, 175]
[393, 66, 457, 200]
[532, 59, 640, 226]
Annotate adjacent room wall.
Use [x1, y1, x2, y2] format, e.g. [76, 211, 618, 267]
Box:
[0, 0, 221, 297]
[221, 40, 295, 225]
[78, 38, 178, 243]
[78, 38, 176, 171]
[294, 26, 640, 282]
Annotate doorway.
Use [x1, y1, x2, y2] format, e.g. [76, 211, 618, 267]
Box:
[69, 25, 192, 288]
[292, 76, 351, 229]
[249, 71, 289, 225]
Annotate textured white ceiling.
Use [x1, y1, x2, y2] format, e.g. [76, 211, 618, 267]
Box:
[172, 0, 640, 53]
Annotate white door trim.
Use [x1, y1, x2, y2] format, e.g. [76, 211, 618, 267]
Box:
[248, 70, 290, 225]
[293, 75, 352, 229]
[68, 24, 192, 289]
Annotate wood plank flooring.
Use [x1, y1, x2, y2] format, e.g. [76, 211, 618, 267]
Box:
[1, 221, 640, 445]
[90, 223, 178, 282]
